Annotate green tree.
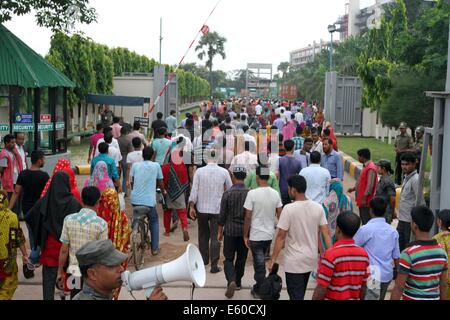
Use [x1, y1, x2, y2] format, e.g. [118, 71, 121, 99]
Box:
[277, 62, 290, 79]
[195, 31, 227, 95]
[0, 0, 97, 32]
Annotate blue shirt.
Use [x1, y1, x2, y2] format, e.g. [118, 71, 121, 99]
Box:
[353, 218, 401, 283]
[273, 118, 284, 130]
[152, 138, 174, 165]
[321, 150, 344, 180]
[130, 161, 163, 207]
[165, 116, 178, 134]
[91, 154, 119, 181]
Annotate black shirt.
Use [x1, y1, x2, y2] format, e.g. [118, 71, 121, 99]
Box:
[17, 169, 50, 214]
[218, 184, 250, 237]
[151, 120, 168, 133]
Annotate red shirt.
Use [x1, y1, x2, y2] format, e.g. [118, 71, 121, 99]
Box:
[90, 133, 104, 157]
[40, 234, 62, 267]
[317, 239, 370, 300]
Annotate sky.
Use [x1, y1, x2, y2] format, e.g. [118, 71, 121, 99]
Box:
[4, 0, 375, 75]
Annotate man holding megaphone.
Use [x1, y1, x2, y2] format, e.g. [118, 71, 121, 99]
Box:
[72, 240, 168, 300]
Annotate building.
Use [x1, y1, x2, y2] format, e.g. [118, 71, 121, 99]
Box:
[0, 24, 74, 173]
[246, 63, 275, 98]
[289, 40, 337, 69]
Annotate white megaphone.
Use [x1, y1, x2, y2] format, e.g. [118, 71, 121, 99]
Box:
[121, 244, 206, 298]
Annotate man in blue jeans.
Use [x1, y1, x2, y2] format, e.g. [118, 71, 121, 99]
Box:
[243, 166, 283, 299]
[130, 147, 167, 256]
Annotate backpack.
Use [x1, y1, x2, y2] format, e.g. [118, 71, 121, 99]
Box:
[258, 263, 282, 300]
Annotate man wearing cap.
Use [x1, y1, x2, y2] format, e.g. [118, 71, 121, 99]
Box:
[375, 160, 397, 223]
[73, 240, 167, 300]
[394, 122, 414, 185]
[218, 166, 250, 299]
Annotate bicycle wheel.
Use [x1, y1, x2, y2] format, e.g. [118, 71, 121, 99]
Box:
[131, 222, 146, 270]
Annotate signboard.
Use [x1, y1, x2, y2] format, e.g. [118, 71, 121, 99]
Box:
[15, 113, 33, 124]
[0, 124, 9, 132]
[55, 122, 65, 130]
[38, 123, 54, 132]
[134, 117, 149, 128]
[13, 123, 34, 132]
[40, 114, 51, 123]
[279, 84, 298, 100]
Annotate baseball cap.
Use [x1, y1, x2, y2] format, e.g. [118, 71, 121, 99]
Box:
[399, 122, 407, 129]
[76, 240, 127, 267]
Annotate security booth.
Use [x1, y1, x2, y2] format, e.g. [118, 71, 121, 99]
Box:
[0, 24, 75, 173]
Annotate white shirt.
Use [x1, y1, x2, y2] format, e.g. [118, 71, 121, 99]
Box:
[94, 138, 120, 157]
[275, 107, 286, 115]
[243, 133, 257, 146]
[278, 200, 328, 273]
[229, 151, 259, 174]
[244, 187, 283, 241]
[284, 111, 292, 121]
[127, 151, 143, 166]
[255, 104, 263, 116]
[172, 134, 193, 153]
[295, 112, 304, 124]
[108, 144, 123, 167]
[300, 164, 331, 204]
[311, 141, 323, 154]
[268, 153, 280, 174]
[189, 164, 233, 214]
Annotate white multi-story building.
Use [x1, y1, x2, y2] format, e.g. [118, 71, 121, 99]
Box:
[289, 40, 337, 69]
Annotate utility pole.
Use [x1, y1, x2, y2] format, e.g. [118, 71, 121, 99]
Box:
[159, 17, 163, 64]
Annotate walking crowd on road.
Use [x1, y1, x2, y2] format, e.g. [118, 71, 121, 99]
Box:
[0, 99, 447, 302]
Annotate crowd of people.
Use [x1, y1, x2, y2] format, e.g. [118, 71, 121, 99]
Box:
[0, 98, 447, 301]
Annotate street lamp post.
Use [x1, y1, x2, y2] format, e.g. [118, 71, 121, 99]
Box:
[327, 24, 337, 71]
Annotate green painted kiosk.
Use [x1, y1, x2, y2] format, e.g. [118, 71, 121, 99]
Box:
[0, 24, 75, 173]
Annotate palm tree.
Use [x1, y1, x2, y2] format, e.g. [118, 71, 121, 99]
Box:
[277, 62, 290, 80]
[195, 31, 227, 96]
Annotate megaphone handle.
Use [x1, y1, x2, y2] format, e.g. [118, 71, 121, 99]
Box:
[190, 283, 196, 301]
[144, 285, 156, 300]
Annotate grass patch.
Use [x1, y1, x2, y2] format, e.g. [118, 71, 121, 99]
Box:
[338, 137, 432, 172]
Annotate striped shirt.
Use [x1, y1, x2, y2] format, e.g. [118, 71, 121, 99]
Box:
[189, 164, 233, 214]
[218, 184, 250, 237]
[399, 240, 448, 300]
[60, 208, 108, 267]
[292, 136, 305, 151]
[317, 239, 370, 300]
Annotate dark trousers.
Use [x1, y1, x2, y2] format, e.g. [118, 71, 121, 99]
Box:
[250, 240, 272, 292]
[7, 191, 22, 219]
[43, 266, 58, 300]
[395, 153, 403, 185]
[198, 213, 220, 268]
[359, 207, 371, 226]
[223, 235, 248, 287]
[285, 272, 311, 300]
[397, 220, 412, 252]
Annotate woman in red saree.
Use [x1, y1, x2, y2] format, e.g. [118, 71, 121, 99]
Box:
[96, 188, 131, 300]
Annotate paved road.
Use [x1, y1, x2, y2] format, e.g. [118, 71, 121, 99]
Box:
[13, 172, 395, 300]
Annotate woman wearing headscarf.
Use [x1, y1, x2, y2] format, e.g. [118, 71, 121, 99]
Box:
[26, 171, 82, 300]
[0, 190, 28, 300]
[161, 139, 190, 242]
[85, 161, 115, 193]
[96, 188, 131, 300]
[321, 180, 353, 247]
[41, 159, 81, 203]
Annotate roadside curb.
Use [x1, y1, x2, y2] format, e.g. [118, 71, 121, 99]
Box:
[340, 152, 363, 181]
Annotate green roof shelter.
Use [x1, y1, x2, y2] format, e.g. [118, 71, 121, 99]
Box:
[0, 24, 75, 156]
